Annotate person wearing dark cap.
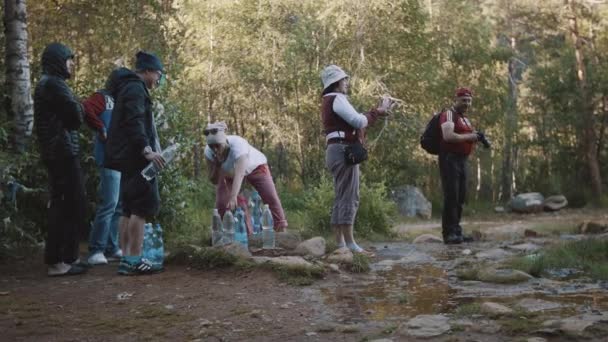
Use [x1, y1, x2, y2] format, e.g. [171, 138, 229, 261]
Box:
[438, 87, 489, 244]
[34, 42, 88, 276]
[104, 51, 166, 275]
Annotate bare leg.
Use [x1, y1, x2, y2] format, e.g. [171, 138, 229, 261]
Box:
[118, 216, 129, 255]
[343, 224, 356, 245]
[343, 224, 373, 256]
[333, 224, 345, 247]
[125, 215, 146, 257]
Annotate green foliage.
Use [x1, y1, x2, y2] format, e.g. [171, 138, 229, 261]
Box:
[350, 253, 371, 273]
[454, 302, 481, 317]
[301, 176, 397, 240]
[507, 239, 608, 280]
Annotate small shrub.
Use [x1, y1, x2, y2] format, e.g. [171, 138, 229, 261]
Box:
[302, 176, 397, 239]
[454, 302, 481, 317]
[350, 253, 371, 273]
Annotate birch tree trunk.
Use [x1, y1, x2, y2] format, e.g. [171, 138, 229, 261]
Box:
[4, 0, 34, 153]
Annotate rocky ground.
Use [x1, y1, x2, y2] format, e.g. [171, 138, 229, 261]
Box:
[1, 209, 608, 341]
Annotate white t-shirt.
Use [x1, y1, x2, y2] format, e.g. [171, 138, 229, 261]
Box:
[204, 135, 267, 177]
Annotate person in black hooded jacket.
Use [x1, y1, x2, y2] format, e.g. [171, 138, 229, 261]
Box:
[104, 51, 166, 275]
[33, 42, 87, 276]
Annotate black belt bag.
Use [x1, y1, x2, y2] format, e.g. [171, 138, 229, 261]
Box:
[344, 141, 368, 165]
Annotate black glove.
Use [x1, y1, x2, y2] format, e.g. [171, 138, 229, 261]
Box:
[476, 131, 491, 149]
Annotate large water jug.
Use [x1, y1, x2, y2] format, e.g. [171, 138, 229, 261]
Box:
[261, 204, 274, 249]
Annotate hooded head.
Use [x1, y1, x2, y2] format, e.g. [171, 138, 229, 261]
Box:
[135, 51, 164, 73]
[41, 42, 75, 79]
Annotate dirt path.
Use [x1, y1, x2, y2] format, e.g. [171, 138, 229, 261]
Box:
[1, 209, 607, 341]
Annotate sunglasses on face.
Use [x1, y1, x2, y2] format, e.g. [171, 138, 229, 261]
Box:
[203, 128, 220, 136]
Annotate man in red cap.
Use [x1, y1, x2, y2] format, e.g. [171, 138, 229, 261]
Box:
[438, 87, 489, 244]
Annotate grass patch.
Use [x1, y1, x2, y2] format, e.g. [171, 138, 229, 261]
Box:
[167, 245, 239, 269]
[268, 264, 326, 286]
[456, 267, 480, 281]
[454, 302, 481, 317]
[350, 253, 371, 273]
[525, 222, 577, 236]
[497, 310, 541, 335]
[507, 238, 608, 280]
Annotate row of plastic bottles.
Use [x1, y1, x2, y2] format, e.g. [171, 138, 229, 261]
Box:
[143, 223, 164, 266]
[212, 204, 275, 249]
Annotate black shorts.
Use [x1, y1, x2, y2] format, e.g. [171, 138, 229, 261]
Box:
[120, 172, 160, 219]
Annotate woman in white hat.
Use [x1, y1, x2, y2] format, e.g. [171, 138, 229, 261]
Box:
[204, 122, 288, 232]
[320, 65, 393, 256]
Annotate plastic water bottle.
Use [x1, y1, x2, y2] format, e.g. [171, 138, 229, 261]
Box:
[222, 210, 235, 244]
[143, 223, 164, 267]
[261, 204, 274, 249]
[141, 143, 180, 181]
[234, 207, 248, 248]
[211, 209, 223, 246]
[251, 190, 262, 234]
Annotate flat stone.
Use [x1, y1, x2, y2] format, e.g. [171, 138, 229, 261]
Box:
[412, 234, 443, 244]
[251, 256, 314, 269]
[400, 314, 450, 338]
[480, 302, 514, 316]
[507, 243, 541, 253]
[475, 248, 513, 260]
[477, 268, 533, 284]
[526, 338, 547, 342]
[217, 243, 251, 258]
[516, 298, 563, 312]
[542, 312, 608, 338]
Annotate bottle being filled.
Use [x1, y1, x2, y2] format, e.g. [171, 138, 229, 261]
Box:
[251, 190, 262, 234]
[222, 210, 235, 245]
[261, 204, 274, 249]
[211, 208, 223, 246]
[141, 143, 180, 181]
[234, 207, 248, 248]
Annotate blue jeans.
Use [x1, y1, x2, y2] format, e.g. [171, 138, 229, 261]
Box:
[88, 167, 121, 255]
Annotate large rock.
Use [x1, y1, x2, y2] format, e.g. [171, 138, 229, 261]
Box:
[543, 194, 568, 211]
[509, 193, 544, 213]
[477, 268, 534, 284]
[294, 237, 326, 257]
[326, 247, 353, 265]
[391, 185, 432, 219]
[400, 314, 450, 338]
[516, 298, 563, 313]
[541, 312, 608, 339]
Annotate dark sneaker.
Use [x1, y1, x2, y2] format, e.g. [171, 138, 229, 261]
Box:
[118, 258, 163, 276]
[443, 234, 464, 245]
[462, 235, 475, 243]
[48, 263, 88, 277]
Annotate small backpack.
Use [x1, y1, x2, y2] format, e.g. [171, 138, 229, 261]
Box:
[420, 110, 443, 155]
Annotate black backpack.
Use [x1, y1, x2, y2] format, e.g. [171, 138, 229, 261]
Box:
[420, 111, 442, 155]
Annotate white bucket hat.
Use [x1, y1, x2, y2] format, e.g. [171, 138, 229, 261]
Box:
[321, 65, 349, 90]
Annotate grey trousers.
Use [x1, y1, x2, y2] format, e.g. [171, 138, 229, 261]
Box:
[326, 144, 360, 225]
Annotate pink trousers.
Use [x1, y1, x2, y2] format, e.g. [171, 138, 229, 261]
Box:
[216, 164, 288, 233]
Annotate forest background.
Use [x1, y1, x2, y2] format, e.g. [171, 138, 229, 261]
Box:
[2, 0, 608, 251]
